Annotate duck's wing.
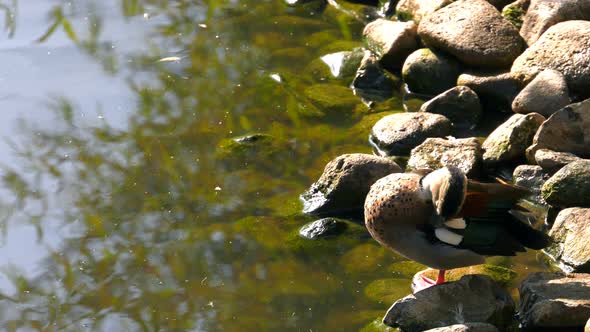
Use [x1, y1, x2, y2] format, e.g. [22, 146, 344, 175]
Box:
[432, 179, 551, 256]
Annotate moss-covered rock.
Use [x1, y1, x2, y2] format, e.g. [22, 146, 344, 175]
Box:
[340, 243, 396, 273]
[501, 0, 528, 28]
[364, 278, 411, 303]
[419, 86, 482, 129]
[420, 264, 517, 286]
[360, 318, 398, 332]
[541, 160, 590, 208]
[304, 84, 361, 114]
[408, 137, 482, 176]
[547, 208, 590, 272]
[388, 260, 427, 278]
[482, 113, 545, 166]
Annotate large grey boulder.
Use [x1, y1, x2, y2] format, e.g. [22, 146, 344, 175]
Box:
[519, 272, 590, 330]
[402, 48, 462, 95]
[511, 20, 590, 98]
[407, 137, 482, 176]
[300, 154, 402, 216]
[534, 149, 582, 174]
[526, 99, 590, 162]
[418, 0, 525, 68]
[420, 86, 482, 129]
[383, 275, 515, 331]
[482, 113, 545, 166]
[547, 208, 590, 272]
[363, 19, 418, 70]
[370, 112, 452, 156]
[395, 0, 452, 22]
[512, 69, 571, 117]
[520, 0, 590, 45]
[541, 160, 590, 208]
[457, 71, 521, 110]
[424, 323, 499, 332]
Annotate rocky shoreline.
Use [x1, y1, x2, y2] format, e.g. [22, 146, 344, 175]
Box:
[290, 0, 590, 330]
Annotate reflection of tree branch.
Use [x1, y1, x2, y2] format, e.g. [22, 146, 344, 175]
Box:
[0, 0, 17, 38]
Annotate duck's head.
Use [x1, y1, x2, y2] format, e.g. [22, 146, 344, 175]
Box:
[421, 166, 467, 218]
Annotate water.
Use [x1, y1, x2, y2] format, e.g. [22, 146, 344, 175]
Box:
[0, 1, 550, 331]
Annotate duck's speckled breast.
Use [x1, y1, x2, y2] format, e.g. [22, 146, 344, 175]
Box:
[364, 173, 432, 245]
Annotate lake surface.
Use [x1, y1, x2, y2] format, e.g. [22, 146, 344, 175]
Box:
[0, 1, 551, 331]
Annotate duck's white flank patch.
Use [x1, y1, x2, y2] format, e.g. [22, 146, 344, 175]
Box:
[445, 218, 466, 229]
[435, 228, 463, 246]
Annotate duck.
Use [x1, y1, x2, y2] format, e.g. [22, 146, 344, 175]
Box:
[364, 166, 551, 292]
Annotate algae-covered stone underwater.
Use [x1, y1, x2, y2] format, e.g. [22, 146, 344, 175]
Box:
[0, 0, 584, 331]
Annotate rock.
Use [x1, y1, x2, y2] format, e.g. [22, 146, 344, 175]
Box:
[519, 272, 590, 329]
[541, 160, 590, 208]
[383, 275, 515, 331]
[547, 208, 590, 272]
[423, 323, 499, 332]
[511, 21, 590, 98]
[301, 154, 402, 216]
[418, 264, 517, 286]
[402, 48, 462, 95]
[482, 113, 545, 166]
[513, 165, 549, 198]
[352, 50, 398, 101]
[304, 84, 360, 114]
[419, 86, 482, 129]
[395, 0, 452, 22]
[501, 0, 530, 29]
[370, 113, 452, 156]
[526, 99, 590, 161]
[299, 218, 348, 239]
[457, 71, 521, 111]
[360, 318, 397, 332]
[417, 0, 525, 68]
[586, 317, 590, 332]
[320, 48, 365, 80]
[535, 149, 581, 173]
[512, 69, 571, 117]
[364, 278, 412, 303]
[363, 19, 418, 70]
[520, 0, 590, 45]
[407, 137, 482, 176]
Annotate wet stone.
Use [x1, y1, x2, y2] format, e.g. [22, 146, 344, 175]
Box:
[541, 160, 590, 208]
[512, 69, 571, 117]
[299, 218, 348, 239]
[512, 165, 548, 203]
[519, 272, 590, 330]
[534, 149, 581, 174]
[402, 48, 462, 95]
[548, 208, 590, 272]
[320, 48, 365, 80]
[407, 137, 482, 177]
[383, 275, 515, 331]
[419, 86, 482, 129]
[352, 50, 398, 101]
[417, 0, 525, 68]
[482, 113, 545, 166]
[370, 112, 452, 156]
[301, 153, 402, 217]
[363, 19, 418, 70]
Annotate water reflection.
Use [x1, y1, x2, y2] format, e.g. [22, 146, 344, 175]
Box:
[0, 1, 403, 331]
[0, 1, 548, 331]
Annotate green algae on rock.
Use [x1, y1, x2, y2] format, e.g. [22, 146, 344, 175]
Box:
[542, 160, 590, 208]
[364, 278, 411, 303]
[420, 264, 518, 286]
